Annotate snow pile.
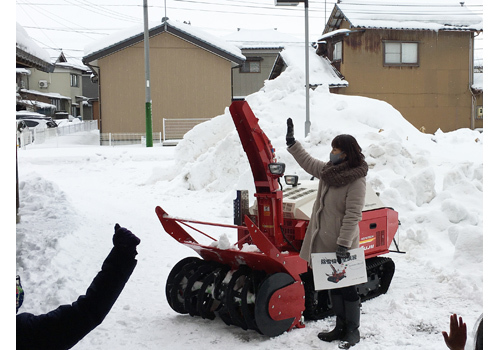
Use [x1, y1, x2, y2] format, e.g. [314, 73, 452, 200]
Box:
[16, 173, 83, 312]
[16, 63, 483, 349]
[279, 46, 348, 87]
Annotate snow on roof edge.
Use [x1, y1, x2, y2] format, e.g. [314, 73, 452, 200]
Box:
[279, 45, 348, 87]
[83, 19, 244, 63]
[335, 2, 483, 32]
[16, 22, 53, 65]
[347, 20, 483, 32]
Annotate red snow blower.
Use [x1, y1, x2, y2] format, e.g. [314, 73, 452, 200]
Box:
[156, 100, 400, 337]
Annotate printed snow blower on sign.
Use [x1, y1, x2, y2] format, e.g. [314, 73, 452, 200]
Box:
[156, 100, 401, 337]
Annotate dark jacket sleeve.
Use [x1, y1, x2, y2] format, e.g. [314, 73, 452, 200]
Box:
[16, 247, 137, 350]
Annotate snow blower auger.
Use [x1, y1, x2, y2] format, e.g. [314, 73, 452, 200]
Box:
[156, 100, 401, 337]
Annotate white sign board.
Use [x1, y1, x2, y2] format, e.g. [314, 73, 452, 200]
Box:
[311, 248, 367, 291]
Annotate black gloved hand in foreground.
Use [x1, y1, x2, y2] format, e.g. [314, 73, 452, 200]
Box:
[113, 224, 141, 258]
[286, 118, 296, 146]
[336, 245, 350, 264]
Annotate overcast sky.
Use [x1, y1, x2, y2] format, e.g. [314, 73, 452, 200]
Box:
[15, 0, 484, 65]
[15, 0, 333, 63]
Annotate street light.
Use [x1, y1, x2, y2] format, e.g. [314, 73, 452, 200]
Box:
[274, 0, 310, 137]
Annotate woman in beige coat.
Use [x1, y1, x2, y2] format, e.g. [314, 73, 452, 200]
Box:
[286, 118, 367, 349]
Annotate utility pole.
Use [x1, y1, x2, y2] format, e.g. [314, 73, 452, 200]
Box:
[274, 0, 310, 137]
[143, 0, 153, 147]
[304, 0, 310, 137]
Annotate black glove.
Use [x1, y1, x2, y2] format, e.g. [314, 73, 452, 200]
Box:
[286, 118, 295, 146]
[336, 245, 350, 264]
[113, 224, 141, 258]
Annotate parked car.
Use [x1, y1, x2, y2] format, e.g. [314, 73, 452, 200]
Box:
[16, 110, 53, 122]
[23, 119, 58, 130]
[16, 120, 28, 133]
[16, 120, 33, 146]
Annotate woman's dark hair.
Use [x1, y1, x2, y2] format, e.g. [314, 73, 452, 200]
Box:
[331, 134, 365, 168]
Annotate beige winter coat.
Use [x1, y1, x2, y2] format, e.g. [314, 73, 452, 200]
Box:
[288, 142, 366, 264]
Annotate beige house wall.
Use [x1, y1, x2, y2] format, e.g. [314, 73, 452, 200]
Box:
[29, 67, 83, 108]
[336, 23, 476, 133]
[98, 32, 233, 134]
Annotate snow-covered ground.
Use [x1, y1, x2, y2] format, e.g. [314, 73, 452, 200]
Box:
[15, 68, 484, 349]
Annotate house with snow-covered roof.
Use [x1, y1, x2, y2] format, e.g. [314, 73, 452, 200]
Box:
[317, 1, 483, 133]
[269, 44, 348, 91]
[223, 28, 302, 98]
[16, 22, 54, 74]
[24, 52, 91, 119]
[16, 22, 56, 113]
[82, 18, 245, 140]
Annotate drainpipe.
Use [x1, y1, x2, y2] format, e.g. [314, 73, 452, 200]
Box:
[231, 64, 242, 101]
[469, 31, 475, 130]
[86, 63, 102, 134]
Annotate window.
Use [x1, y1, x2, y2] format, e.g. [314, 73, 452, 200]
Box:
[240, 58, 261, 73]
[50, 98, 61, 111]
[70, 74, 79, 87]
[384, 41, 419, 66]
[333, 41, 342, 61]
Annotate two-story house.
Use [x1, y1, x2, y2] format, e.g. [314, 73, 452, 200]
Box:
[16, 22, 55, 113]
[25, 52, 90, 119]
[317, 2, 483, 133]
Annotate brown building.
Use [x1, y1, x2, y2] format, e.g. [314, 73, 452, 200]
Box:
[82, 19, 245, 136]
[318, 2, 483, 133]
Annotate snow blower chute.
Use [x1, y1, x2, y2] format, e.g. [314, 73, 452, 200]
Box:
[156, 100, 400, 337]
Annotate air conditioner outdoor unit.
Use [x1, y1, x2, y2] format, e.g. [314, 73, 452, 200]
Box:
[39, 80, 48, 88]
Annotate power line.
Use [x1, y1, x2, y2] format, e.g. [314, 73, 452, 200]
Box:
[62, 0, 142, 23]
[18, 2, 60, 48]
[19, 1, 97, 40]
[22, 25, 110, 35]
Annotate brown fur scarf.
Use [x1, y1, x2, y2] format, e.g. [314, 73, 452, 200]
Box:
[320, 160, 368, 188]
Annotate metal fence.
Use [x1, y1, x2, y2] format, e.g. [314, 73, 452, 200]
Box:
[163, 118, 210, 143]
[100, 132, 163, 146]
[17, 120, 99, 148]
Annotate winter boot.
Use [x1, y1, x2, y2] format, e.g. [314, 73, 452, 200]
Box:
[318, 293, 346, 342]
[338, 298, 361, 349]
